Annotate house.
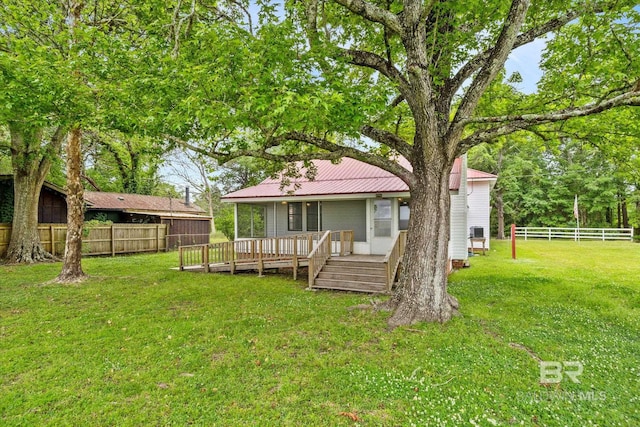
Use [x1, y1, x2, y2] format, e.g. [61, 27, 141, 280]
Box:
[0, 175, 68, 223]
[221, 155, 497, 264]
[0, 174, 211, 250]
[83, 190, 211, 248]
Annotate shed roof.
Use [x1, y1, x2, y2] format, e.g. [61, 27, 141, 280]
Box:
[222, 157, 496, 200]
[84, 191, 206, 215]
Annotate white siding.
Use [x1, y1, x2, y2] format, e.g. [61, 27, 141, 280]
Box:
[467, 180, 492, 250]
[449, 155, 469, 260]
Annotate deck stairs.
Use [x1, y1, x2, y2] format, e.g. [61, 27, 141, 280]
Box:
[312, 257, 390, 294]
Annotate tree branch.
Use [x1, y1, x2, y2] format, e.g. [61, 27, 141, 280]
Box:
[448, 7, 587, 100]
[165, 132, 416, 187]
[360, 125, 413, 159]
[345, 48, 409, 92]
[451, 0, 531, 131]
[280, 131, 415, 185]
[459, 89, 640, 149]
[38, 126, 67, 179]
[332, 0, 403, 35]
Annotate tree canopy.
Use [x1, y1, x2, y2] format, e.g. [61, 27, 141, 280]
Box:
[2, 1, 638, 324]
[155, 0, 640, 325]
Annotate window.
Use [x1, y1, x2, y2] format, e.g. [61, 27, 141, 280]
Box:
[237, 204, 266, 238]
[306, 201, 322, 231]
[288, 202, 303, 231]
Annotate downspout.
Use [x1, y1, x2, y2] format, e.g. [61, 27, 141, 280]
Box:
[233, 203, 238, 240]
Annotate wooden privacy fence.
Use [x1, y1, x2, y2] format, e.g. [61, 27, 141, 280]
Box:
[514, 227, 633, 241]
[0, 223, 168, 257]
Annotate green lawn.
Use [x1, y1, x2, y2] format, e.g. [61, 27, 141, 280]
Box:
[1, 240, 638, 426]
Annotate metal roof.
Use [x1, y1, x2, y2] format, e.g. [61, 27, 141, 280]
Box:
[222, 157, 496, 200]
[85, 191, 206, 215]
[124, 210, 211, 220]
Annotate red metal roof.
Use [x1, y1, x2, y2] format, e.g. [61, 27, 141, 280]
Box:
[467, 169, 498, 180]
[222, 157, 496, 200]
[84, 191, 206, 215]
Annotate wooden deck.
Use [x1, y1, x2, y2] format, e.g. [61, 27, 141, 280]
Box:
[177, 231, 407, 294]
[180, 257, 310, 273]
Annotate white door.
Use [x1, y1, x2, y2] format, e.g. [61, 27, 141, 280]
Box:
[371, 199, 393, 254]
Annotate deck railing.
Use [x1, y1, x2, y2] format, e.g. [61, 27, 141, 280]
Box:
[383, 230, 407, 291]
[179, 230, 354, 281]
[307, 231, 332, 287]
[307, 230, 355, 287]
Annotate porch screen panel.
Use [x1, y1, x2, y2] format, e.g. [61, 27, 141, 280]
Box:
[322, 200, 366, 242]
[237, 204, 266, 238]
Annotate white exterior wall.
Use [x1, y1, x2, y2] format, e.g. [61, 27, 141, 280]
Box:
[449, 155, 469, 261]
[467, 180, 492, 250]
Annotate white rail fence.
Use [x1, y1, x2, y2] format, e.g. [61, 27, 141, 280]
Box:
[514, 227, 633, 241]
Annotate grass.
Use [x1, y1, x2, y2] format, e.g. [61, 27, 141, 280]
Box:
[1, 240, 638, 426]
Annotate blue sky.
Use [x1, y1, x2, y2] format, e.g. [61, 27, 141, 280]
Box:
[505, 38, 546, 94]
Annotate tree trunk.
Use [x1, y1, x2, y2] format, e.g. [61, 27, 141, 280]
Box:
[383, 162, 458, 326]
[621, 196, 629, 229]
[56, 128, 86, 282]
[5, 123, 60, 263]
[495, 148, 505, 240]
[496, 188, 505, 240]
[617, 193, 622, 228]
[6, 172, 52, 263]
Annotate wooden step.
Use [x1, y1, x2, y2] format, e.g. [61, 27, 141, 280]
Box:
[325, 259, 386, 270]
[317, 270, 387, 283]
[312, 278, 388, 293]
[320, 264, 386, 275]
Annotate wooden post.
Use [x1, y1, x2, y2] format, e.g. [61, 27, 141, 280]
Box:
[203, 245, 210, 272]
[50, 225, 55, 256]
[292, 236, 298, 281]
[351, 230, 354, 254]
[339, 230, 345, 256]
[229, 242, 236, 274]
[258, 240, 264, 276]
[179, 247, 184, 271]
[156, 224, 160, 252]
[111, 224, 116, 257]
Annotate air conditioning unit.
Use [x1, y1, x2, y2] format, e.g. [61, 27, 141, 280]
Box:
[470, 226, 484, 238]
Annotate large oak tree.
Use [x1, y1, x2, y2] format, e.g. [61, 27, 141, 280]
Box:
[162, 0, 639, 326]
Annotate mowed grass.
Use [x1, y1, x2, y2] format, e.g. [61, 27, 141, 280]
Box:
[0, 240, 638, 426]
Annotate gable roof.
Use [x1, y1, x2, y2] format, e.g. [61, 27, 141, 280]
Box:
[222, 157, 496, 200]
[0, 174, 68, 196]
[84, 191, 205, 215]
